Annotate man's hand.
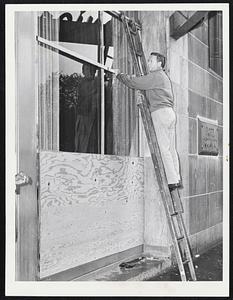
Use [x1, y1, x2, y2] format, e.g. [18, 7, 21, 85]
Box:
[112, 69, 121, 85]
[112, 69, 121, 75]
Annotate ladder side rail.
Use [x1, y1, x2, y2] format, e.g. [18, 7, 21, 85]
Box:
[120, 12, 197, 281]
[138, 101, 187, 281]
[146, 101, 196, 281]
[176, 213, 197, 280]
[136, 29, 149, 75]
[170, 190, 196, 280]
[121, 15, 152, 113]
[122, 12, 187, 280]
[141, 90, 196, 281]
[122, 16, 141, 75]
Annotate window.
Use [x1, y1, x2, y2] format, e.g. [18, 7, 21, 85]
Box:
[38, 11, 140, 156]
[208, 11, 223, 77]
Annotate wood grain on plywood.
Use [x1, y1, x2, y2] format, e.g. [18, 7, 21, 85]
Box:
[39, 151, 144, 278]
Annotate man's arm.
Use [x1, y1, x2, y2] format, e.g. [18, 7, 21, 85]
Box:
[116, 72, 163, 90]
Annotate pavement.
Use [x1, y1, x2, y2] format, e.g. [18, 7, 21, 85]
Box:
[147, 243, 223, 281]
[74, 244, 222, 281]
[74, 243, 222, 281]
[74, 256, 171, 281]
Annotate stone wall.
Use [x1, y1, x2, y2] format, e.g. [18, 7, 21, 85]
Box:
[187, 18, 223, 253]
[168, 13, 223, 254]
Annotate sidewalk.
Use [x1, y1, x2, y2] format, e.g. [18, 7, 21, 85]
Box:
[74, 243, 222, 281]
[147, 243, 222, 281]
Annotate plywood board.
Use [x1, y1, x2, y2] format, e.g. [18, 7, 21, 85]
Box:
[39, 151, 144, 278]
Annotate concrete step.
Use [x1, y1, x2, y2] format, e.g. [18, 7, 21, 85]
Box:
[73, 256, 171, 281]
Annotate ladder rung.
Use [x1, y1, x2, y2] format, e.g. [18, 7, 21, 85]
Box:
[182, 259, 190, 265]
[170, 212, 178, 216]
[177, 236, 184, 241]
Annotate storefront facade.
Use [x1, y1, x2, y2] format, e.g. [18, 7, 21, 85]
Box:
[14, 9, 223, 281]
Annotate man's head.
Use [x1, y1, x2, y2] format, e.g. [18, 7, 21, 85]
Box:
[148, 52, 166, 72]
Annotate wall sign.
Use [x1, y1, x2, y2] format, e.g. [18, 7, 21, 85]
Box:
[198, 118, 219, 156]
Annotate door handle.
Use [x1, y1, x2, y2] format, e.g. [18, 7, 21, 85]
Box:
[15, 171, 32, 195]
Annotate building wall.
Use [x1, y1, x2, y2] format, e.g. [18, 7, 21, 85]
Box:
[139, 11, 223, 257]
[186, 18, 223, 253]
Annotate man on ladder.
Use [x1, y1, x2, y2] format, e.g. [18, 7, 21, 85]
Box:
[116, 52, 181, 191]
[116, 14, 196, 281]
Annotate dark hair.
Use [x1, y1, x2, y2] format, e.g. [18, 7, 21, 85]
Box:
[150, 52, 166, 68]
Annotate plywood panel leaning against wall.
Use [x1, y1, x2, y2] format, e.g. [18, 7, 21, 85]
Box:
[39, 151, 144, 278]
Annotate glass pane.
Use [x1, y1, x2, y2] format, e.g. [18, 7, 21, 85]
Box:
[59, 56, 101, 153]
[38, 42, 101, 153]
[38, 11, 101, 62]
[58, 11, 100, 63]
[38, 11, 102, 153]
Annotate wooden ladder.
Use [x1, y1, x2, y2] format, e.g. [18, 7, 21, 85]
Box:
[120, 12, 197, 281]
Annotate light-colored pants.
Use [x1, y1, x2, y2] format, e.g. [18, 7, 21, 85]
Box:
[151, 107, 180, 185]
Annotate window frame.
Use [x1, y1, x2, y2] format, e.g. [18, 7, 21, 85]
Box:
[37, 11, 117, 154]
[37, 11, 141, 155]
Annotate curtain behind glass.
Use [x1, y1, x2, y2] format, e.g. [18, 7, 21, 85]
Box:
[38, 11, 59, 150]
[112, 12, 139, 157]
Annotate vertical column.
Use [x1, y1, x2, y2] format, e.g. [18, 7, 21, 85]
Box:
[99, 11, 105, 154]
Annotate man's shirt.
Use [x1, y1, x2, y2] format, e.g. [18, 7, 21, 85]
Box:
[116, 68, 174, 112]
